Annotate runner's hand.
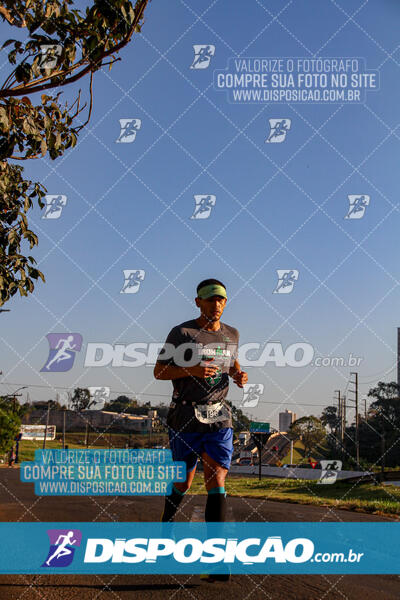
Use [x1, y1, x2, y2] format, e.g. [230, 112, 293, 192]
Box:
[232, 370, 248, 388]
[187, 358, 220, 378]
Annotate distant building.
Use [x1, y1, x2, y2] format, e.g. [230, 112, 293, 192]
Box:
[22, 408, 157, 433]
[279, 410, 296, 433]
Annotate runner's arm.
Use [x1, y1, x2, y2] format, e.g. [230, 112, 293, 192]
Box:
[229, 359, 248, 388]
[229, 359, 241, 377]
[153, 361, 219, 380]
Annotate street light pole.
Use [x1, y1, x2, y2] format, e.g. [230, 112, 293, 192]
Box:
[350, 372, 359, 465]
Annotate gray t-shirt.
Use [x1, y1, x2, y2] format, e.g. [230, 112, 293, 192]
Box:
[157, 319, 239, 433]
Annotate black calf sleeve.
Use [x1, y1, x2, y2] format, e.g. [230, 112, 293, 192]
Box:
[205, 488, 227, 522]
[161, 485, 186, 522]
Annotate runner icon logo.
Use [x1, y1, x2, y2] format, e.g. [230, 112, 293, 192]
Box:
[317, 460, 342, 485]
[88, 387, 111, 409]
[190, 195, 216, 219]
[116, 119, 142, 143]
[120, 269, 145, 294]
[273, 270, 299, 294]
[190, 45, 215, 69]
[265, 119, 291, 143]
[240, 383, 264, 408]
[41, 333, 83, 372]
[42, 529, 82, 568]
[42, 195, 67, 219]
[344, 195, 370, 219]
[39, 44, 62, 71]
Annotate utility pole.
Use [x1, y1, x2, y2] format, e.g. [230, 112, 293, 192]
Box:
[62, 408, 66, 449]
[380, 431, 385, 481]
[335, 390, 341, 447]
[85, 418, 89, 448]
[397, 327, 400, 388]
[148, 410, 153, 447]
[1, 387, 26, 411]
[342, 394, 346, 445]
[350, 372, 359, 465]
[43, 401, 51, 450]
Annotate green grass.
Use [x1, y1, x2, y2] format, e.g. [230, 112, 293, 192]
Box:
[17, 440, 86, 462]
[15, 432, 169, 462]
[188, 473, 400, 516]
[14, 436, 400, 516]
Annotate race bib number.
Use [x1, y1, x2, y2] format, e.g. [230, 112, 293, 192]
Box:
[194, 401, 230, 424]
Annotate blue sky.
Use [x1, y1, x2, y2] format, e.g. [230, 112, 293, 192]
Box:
[1, 0, 400, 429]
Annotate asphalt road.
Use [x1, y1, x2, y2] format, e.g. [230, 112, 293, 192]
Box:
[0, 468, 399, 600]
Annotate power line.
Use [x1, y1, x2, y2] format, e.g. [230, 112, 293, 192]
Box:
[0, 381, 332, 407]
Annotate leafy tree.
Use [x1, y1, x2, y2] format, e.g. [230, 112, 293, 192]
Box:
[365, 381, 400, 467]
[288, 415, 326, 458]
[0, 394, 30, 417]
[367, 381, 400, 432]
[103, 395, 138, 414]
[70, 387, 95, 411]
[320, 405, 339, 433]
[0, 406, 21, 453]
[0, 0, 150, 305]
[226, 400, 251, 432]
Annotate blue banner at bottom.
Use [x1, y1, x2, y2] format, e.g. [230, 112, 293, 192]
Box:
[0, 522, 398, 574]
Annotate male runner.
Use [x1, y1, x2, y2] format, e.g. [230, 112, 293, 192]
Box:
[154, 278, 248, 530]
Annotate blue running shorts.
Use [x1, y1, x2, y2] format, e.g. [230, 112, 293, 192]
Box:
[168, 427, 234, 471]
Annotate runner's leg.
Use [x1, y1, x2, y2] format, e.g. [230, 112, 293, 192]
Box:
[201, 452, 231, 582]
[161, 429, 199, 522]
[161, 465, 197, 522]
[202, 452, 228, 522]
